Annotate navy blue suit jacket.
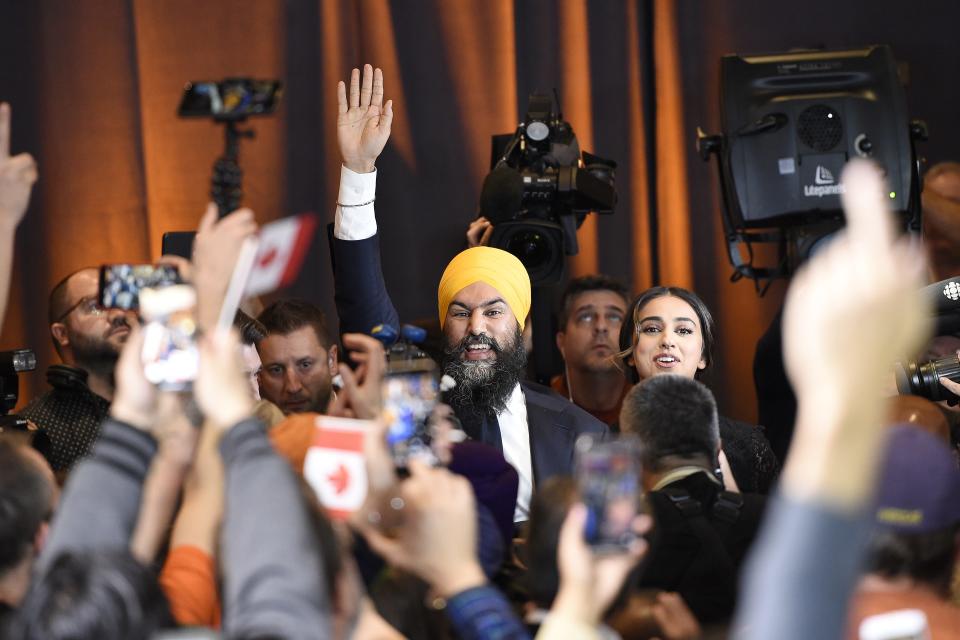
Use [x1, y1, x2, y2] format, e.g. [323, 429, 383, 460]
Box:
[330, 231, 608, 484]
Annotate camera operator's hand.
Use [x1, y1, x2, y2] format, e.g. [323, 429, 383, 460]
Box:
[192, 203, 258, 330]
[781, 159, 931, 509]
[110, 326, 158, 431]
[194, 329, 256, 431]
[0, 103, 38, 232]
[337, 64, 393, 174]
[466, 216, 493, 248]
[327, 332, 385, 420]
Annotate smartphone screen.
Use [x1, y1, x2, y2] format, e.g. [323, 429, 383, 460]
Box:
[99, 264, 181, 311]
[381, 360, 440, 470]
[178, 79, 282, 119]
[140, 285, 198, 391]
[575, 435, 642, 553]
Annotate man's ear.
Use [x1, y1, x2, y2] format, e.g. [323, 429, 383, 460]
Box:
[34, 521, 49, 555]
[327, 344, 339, 369]
[555, 331, 566, 359]
[50, 323, 70, 350]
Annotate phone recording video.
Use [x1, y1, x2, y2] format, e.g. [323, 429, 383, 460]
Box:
[178, 79, 282, 119]
[381, 359, 440, 470]
[575, 435, 642, 553]
[140, 285, 198, 391]
[99, 264, 181, 311]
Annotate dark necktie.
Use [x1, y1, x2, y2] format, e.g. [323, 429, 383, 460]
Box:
[459, 408, 503, 453]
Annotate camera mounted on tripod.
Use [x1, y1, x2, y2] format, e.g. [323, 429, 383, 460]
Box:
[479, 92, 617, 285]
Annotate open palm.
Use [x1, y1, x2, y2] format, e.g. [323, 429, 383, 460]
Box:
[337, 64, 393, 174]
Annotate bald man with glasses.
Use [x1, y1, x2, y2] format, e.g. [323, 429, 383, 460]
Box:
[20, 268, 137, 473]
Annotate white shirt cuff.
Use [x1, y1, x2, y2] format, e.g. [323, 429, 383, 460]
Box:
[333, 165, 378, 240]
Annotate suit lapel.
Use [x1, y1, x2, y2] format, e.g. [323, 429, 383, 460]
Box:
[523, 386, 577, 484]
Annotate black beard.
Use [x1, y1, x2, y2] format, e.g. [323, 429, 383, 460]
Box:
[69, 319, 127, 382]
[441, 327, 527, 420]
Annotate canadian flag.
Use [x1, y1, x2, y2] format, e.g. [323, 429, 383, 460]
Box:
[303, 416, 369, 520]
[244, 213, 319, 297]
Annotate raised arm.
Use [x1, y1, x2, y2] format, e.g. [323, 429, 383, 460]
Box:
[733, 160, 932, 640]
[0, 102, 38, 333]
[194, 330, 332, 638]
[330, 64, 399, 335]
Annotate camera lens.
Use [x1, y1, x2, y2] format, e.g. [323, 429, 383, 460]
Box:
[895, 354, 960, 403]
[12, 350, 36, 373]
[507, 230, 551, 271]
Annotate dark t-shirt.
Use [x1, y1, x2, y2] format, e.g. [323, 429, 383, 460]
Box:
[20, 365, 109, 472]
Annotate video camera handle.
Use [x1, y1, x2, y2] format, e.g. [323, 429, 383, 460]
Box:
[211, 120, 255, 219]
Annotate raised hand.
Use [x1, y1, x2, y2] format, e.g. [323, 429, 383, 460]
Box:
[337, 64, 393, 174]
[359, 460, 486, 598]
[327, 332, 386, 420]
[466, 216, 493, 248]
[781, 159, 932, 507]
[109, 327, 158, 431]
[192, 203, 258, 330]
[551, 503, 651, 627]
[0, 103, 38, 231]
[194, 329, 256, 430]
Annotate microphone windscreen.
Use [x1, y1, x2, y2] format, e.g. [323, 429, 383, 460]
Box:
[479, 166, 523, 224]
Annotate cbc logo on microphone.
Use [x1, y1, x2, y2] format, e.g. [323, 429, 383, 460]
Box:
[944, 281, 960, 301]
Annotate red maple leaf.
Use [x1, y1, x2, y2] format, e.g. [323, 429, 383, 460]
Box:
[327, 464, 350, 495]
[258, 246, 279, 268]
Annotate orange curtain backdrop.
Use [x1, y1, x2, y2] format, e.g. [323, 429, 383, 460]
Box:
[558, 0, 597, 277]
[625, 0, 654, 291]
[652, 0, 692, 289]
[131, 0, 288, 255]
[2, 0, 779, 422]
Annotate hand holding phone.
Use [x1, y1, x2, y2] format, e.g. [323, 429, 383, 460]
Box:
[140, 285, 199, 391]
[381, 359, 440, 471]
[575, 435, 642, 553]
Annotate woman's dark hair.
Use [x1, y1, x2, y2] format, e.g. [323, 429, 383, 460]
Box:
[10, 550, 173, 639]
[617, 286, 716, 384]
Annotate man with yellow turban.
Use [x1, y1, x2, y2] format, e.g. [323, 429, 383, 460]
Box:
[329, 65, 607, 522]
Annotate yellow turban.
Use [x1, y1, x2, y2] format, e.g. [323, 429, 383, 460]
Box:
[437, 247, 531, 330]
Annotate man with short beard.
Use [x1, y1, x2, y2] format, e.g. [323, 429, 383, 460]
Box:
[21, 268, 136, 473]
[330, 65, 607, 521]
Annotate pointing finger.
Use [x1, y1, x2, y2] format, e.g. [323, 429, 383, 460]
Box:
[841, 159, 895, 253]
[0, 103, 9, 162]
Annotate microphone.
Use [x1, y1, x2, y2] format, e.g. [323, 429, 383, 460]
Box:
[924, 277, 960, 316]
[478, 165, 523, 224]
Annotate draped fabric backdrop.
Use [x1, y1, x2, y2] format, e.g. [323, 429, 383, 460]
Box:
[3, 0, 960, 422]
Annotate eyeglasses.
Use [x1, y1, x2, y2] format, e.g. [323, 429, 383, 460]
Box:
[56, 296, 105, 323]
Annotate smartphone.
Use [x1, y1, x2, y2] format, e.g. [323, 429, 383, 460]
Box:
[140, 285, 198, 391]
[99, 264, 181, 311]
[178, 79, 282, 119]
[381, 359, 440, 470]
[575, 434, 642, 553]
[161, 231, 196, 260]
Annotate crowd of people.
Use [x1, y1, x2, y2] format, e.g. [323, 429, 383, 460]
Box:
[0, 63, 958, 639]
